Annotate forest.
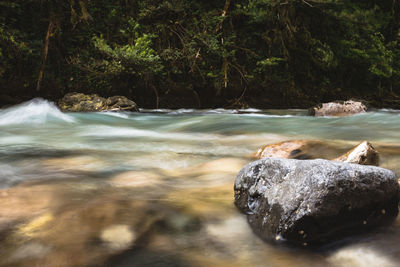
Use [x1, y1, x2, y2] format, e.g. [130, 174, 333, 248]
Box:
[1, 0, 400, 108]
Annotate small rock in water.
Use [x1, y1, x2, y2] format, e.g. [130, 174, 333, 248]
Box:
[100, 224, 136, 250]
[334, 141, 379, 166]
[254, 140, 330, 160]
[234, 158, 399, 245]
[308, 100, 367, 117]
[255, 140, 380, 166]
[105, 95, 138, 112]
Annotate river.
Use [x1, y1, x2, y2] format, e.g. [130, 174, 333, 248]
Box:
[0, 99, 400, 267]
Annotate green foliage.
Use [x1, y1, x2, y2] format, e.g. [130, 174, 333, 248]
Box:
[1, 0, 400, 105]
[91, 34, 162, 75]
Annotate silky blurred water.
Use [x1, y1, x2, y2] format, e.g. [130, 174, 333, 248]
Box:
[0, 99, 400, 266]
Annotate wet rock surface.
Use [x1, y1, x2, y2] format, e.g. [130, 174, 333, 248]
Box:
[58, 93, 138, 112]
[308, 100, 367, 117]
[234, 158, 400, 246]
[334, 141, 379, 166]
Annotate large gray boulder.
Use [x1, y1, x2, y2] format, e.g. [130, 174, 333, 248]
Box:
[234, 158, 399, 246]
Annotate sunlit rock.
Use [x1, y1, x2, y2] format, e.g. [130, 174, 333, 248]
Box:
[255, 140, 317, 159]
[58, 92, 138, 112]
[58, 93, 106, 112]
[234, 158, 399, 245]
[334, 141, 379, 166]
[254, 140, 339, 160]
[255, 140, 380, 166]
[105, 95, 138, 111]
[308, 100, 367, 117]
[100, 224, 136, 250]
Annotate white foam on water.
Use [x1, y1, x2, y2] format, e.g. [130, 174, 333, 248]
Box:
[0, 136, 33, 146]
[0, 98, 75, 126]
[204, 108, 239, 114]
[139, 108, 173, 113]
[167, 108, 196, 114]
[238, 108, 262, 112]
[99, 111, 130, 119]
[239, 113, 296, 118]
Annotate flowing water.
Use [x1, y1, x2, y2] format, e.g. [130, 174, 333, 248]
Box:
[0, 99, 400, 267]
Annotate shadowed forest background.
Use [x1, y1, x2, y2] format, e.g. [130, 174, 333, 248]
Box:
[1, 0, 400, 108]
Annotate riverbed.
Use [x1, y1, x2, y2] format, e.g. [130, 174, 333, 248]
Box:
[0, 99, 400, 266]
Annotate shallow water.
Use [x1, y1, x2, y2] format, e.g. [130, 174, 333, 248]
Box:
[0, 99, 400, 266]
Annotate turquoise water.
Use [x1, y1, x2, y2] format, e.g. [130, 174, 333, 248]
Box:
[0, 99, 399, 266]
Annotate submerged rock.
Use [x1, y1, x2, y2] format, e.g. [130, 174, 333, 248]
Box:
[58, 93, 138, 112]
[334, 141, 379, 166]
[308, 100, 367, 117]
[234, 158, 399, 245]
[100, 224, 136, 250]
[328, 245, 397, 267]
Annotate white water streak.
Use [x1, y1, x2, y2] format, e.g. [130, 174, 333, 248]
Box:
[0, 98, 75, 126]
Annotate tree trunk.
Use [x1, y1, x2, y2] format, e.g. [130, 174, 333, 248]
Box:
[36, 17, 55, 92]
[151, 84, 159, 109]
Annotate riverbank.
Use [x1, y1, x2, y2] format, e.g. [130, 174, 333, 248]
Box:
[2, 90, 400, 110]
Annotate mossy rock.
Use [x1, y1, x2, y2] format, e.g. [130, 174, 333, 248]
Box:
[58, 93, 138, 112]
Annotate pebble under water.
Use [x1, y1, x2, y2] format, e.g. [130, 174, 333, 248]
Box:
[0, 99, 400, 267]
